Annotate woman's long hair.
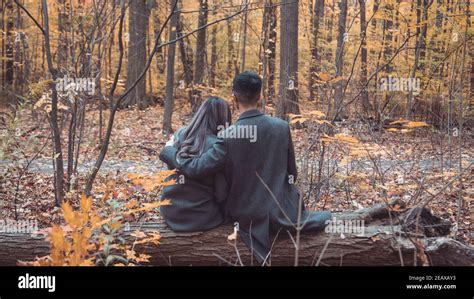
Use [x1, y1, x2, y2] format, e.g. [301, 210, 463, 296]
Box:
[176, 97, 231, 158]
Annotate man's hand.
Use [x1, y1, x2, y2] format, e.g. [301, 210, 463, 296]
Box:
[165, 135, 175, 147]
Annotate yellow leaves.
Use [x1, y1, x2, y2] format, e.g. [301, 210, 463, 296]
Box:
[319, 72, 330, 81]
[25, 183, 168, 266]
[126, 231, 160, 264]
[125, 199, 138, 209]
[389, 119, 410, 125]
[80, 193, 92, 212]
[404, 121, 428, 128]
[386, 119, 429, 133]
[126, 249, 137, 260]
[359, 181, 371, 191]
[314, 119, 334, 126]
[22, 193, 107, 266]
[33, 93, 69, 114]
[334, 134, 359, 144]
[50, 224, 67, 266]
[316, 73, 344, 84]
[388, 204, 403, 212]
[126, 250, 151, 263]
[131, 230, 146, 239]
[127, 173, 140, 181]
[40, 194, 102, 266]
[307, 110, 325, 119]
[321, 133, 359, 144]
[288, 114, 308, 125]
[127, 170, 177, 192]
[129, 201, 169, 215]
[133, 232, 161, 246]
[61, 201, 75, 227]
[289, 110, 332, 127]
[320, 134, 335, 143]
[101, 178, 116, 204]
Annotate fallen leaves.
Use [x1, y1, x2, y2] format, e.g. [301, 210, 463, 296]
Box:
[386, 119, 429, 133]
[321, 133, 359, 144]
[127, 170, 177, 192]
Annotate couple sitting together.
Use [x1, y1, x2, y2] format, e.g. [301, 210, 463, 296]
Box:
[159, 71, 331, 263]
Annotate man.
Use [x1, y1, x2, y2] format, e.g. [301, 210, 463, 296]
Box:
[163, 71, 331, 263]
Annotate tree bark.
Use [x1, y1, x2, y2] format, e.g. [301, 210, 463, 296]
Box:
[14, 0, 27, 94]
[277, 0, 300, 118]
[469, 0, 473, 110]
[333, 0, 347, 120]
[56, 0, 69, 74]
[177, 18, 194, 106]
[40, 0, 65, 205]
[359, 0, 370, 116]
[162, 0, 179, 134]
[121, 0, 150, 109]
[266, 0, 277, 105]
[226, 8, 238, 80]
[240, 4, 248, 71]
[209, 0, 218, 87]
[2, 202, 472, 266]
[152, 6, 165, 75]
[192, 0, 208, 111]
[309, 0, 324, 104]
[5, 0, 14, 86]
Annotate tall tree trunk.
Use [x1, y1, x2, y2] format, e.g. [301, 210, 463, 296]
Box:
[14, 0, 26, 93]
[209, 1, 218, 87]
[5, 0, 14, 87]
[369, 0, 379, 60]
[1, 0, 4, 86]
[383, 2, 394, 74]
[333, 0, 348, 120]
[261, 0, 277, 105]
[121, 0, 150, 110]
[152, 6, 165, 74]
[309, 0, 324, 104]
[56, 0, 69, 74]
[406, 0, 430, 118]
[41, 0, 65, 205]
[419, 0, 430, 70]
[240, 3, 248, 71]
[277, 0, 300, 118]
[324, 0, 335, 62]
[177, 17, 194, 106]
[163, 0, 179, 134]
[436, 0, 443, 27]
[266, 0, 277, 105]
[226, 19, 234, 79]
[359, 0, 370, 116]
[468, 0, 473, 110]
[192, 0, 208, 111]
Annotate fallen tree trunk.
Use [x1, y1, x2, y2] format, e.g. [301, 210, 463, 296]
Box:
[0, 201, 472, 266]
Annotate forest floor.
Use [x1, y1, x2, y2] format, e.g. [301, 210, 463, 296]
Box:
[1, 101, 473, 246]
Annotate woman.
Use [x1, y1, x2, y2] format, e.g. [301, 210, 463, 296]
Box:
[159, 97, 231, 232]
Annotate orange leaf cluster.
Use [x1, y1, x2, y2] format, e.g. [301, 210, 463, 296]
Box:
[386, 119, 429, 133]
[127, 170, 177, 192]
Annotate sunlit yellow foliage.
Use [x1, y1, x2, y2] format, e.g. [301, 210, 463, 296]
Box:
[289, 110, 331, 126]
[386, 119, 429, 133]
[20, 167, 176, 266]
[127, 169, 177, 192]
